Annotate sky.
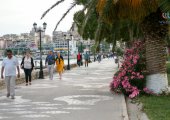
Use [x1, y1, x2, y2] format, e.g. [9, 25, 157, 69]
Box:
[0, 0, 83, 36]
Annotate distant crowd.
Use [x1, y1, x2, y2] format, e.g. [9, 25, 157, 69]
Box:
[1, 49, 116, 99]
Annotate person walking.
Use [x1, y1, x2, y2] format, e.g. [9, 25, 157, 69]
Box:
[55, 52, 64, 80]
[45, 50, 55, 80]
[97, 53, 101, 63]
[77, 52, 82, 67]
[84, 52, 89, 67]
[1, 49, 20, 99]
[21, 51, 34, 86]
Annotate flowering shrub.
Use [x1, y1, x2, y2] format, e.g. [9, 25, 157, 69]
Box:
[110, 41, 149, 98]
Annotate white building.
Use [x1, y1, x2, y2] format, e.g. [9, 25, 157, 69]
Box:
[52, 31, 78, 56]
[30, 27, 51, 47]
[0, 37, 13, 56]
[53, 31, 67, 51]
[70, 22, 95, 54]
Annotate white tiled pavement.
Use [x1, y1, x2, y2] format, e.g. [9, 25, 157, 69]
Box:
[0, 59, 128, 120]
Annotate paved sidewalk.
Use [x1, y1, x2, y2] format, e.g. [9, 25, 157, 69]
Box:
[0, 59, 128, 120]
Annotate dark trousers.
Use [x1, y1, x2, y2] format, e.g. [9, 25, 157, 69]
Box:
[77, 60, 81, 67]
[85, 59, 88, 67]
[24, 69, 32, 83]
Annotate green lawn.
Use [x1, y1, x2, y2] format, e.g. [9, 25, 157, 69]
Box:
[140, 95, 170, 120]
[139, 63, 170, 120]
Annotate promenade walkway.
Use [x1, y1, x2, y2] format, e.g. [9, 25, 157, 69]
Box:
[0, 59, 128, 120]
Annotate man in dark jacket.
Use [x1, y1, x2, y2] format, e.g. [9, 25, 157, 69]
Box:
[45, 50, 55, 80]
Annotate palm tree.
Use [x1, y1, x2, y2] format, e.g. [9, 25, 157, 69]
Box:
[96, 0, 170, 93]
[140, 8, 169, 93]
[42, 0, 170, 93]
[167, 26, 170, 55]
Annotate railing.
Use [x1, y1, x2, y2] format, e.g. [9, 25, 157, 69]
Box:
[34, 61, 47, 69]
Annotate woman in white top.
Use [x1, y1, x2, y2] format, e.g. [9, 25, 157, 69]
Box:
[21, 51, 34, 86]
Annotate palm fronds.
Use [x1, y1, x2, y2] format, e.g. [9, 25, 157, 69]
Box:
[96, 0, 106, 16]
[81, 0, 98, 35]
[159, 0, 170, 12]
[73, 10, 85, 32]
[102, 0, 117, 24]
[41, 0, 65, 19]
[53, 3, 77, 31]
[94, 18, 104, 43]
[96, 0, 158, 22]
[41, 0, 88, 31]
[74, 0, 88, 5]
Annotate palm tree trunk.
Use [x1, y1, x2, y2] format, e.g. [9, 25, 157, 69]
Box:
[168, 26, 170, 55]
[141, 8, 169, 93]
[112, 34, 116, 53]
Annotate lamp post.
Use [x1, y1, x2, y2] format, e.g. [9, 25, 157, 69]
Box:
[33, 22, 47, 79]
[80, 41, 83, 54]
[88, 44, 91, 62]
[64, 34, 72, 70]
[80, 40, 83, 66]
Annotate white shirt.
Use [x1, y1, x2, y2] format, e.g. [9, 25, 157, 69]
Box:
[24, 57, 32, 69]
[2, 56, 19, 76]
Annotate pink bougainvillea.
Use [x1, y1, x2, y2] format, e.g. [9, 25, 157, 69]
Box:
[110, 41, 152, 98]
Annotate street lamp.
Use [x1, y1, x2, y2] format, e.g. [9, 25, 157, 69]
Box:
[80, 39, 83, 66]
[80, 40, 83, 54]
[88, 44, 91, 62]
[64, 34, 72, 70]
[33, 22, 47, 79]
